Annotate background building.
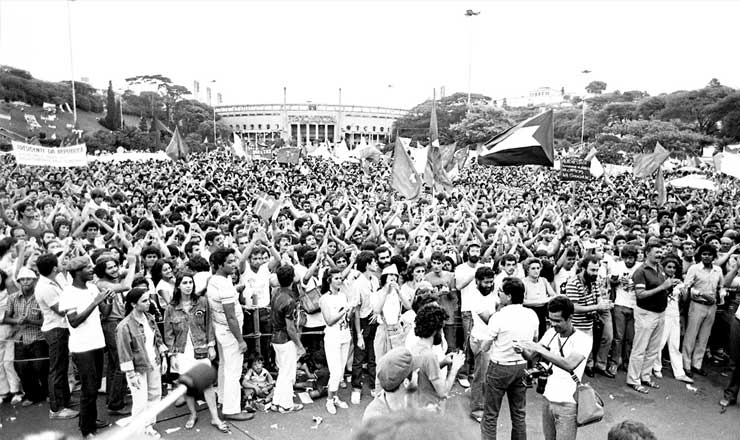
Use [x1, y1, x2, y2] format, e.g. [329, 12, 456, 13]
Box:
[493, 86, 573, 108]
[215, 103, 407, 146]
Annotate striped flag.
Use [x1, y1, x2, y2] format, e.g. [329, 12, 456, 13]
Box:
[633, 142, 670, 177]
[479, 110, 554, 167]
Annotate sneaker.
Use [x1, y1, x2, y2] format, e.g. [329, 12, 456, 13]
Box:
[339, 380, 348, 389]
[143, 426, 161, 438]
[21, 399, 34, 407]
[653, 370, 663, 379]
[351, 389, 361, 405]
[333, 397, 348, 409]
[458, 377, 471, 388]
[50, 408, 79, 420]
[10, 394, 24, 405]
[676, 375, 694, 384]
[326, 399, 336, 415]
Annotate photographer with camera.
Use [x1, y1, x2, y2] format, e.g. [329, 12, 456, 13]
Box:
[514, 296, 592, 440]
[478, 277, 538, 440]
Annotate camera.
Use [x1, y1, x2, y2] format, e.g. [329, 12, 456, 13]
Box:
[522, 362, 552, 394]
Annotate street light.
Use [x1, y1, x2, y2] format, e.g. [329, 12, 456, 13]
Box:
[580, 69, 591, 145]
[210, 80, 216, 151]
[66, 0, 77, 128]
[465, 9, 480, 108]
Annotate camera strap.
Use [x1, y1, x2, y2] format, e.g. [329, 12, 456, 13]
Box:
[546, 332, 572, 357]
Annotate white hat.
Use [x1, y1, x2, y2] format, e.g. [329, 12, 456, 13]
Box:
[17, 267, 38, 280]
[381, 264, 399, 276]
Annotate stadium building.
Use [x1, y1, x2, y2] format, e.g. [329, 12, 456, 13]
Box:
[215, 103, 407, 146]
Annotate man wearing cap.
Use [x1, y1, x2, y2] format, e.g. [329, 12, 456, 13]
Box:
[682, 244, 724, 377]
[2, 267, 49, 406]
[35, 253, 78, 419]
[58, 256, 111, 437]
[362, 347, 415, 423]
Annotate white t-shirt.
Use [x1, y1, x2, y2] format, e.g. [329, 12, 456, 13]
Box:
[35, 276, 67, 331]
[553, 267, 577, 296]
[455, 263, 483, 312]
[470, 292, 499, 341]
[206, 275, 243, 328]
[540, 328, 592, 404]
[241, 263, 271, 308]
[321, 291, 352, 344]
[609, 261, 640, 308]
[59, 284, 105, 353]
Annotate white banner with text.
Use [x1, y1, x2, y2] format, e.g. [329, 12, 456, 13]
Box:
[11, 141, 87, 167]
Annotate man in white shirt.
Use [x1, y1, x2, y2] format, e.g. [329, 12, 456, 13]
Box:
[206, 247, 254, 421]
[35, 253, 78, 420]
[608, 245, 640, 376]
[516, 296, 592, 440]
[58, 256, 110, 438]
[455, 243, 484, 386]
[479, 277, 538, 440]
[467, 266, 498, 423]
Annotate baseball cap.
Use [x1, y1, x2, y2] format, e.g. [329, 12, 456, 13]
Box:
[376, 347, 414, 392]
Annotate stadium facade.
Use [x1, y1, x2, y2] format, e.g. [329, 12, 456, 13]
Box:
[215, 103, 407, 146]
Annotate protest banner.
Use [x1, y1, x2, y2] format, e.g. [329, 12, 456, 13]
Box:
[560, 156, 590, 181]
[11, 141, 87, 167]
[276, 147, 300, 165]
[249, 146, 275, 161]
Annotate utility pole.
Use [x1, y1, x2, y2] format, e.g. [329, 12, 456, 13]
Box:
[66, 0, 77, 127]
[465, 9, 480, 108]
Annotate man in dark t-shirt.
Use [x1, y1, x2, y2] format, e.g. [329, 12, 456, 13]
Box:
[269, 265, 306, 412]
[626, 241, 678, 393]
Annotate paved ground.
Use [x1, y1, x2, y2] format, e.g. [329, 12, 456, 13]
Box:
[2, 364, 738, 440]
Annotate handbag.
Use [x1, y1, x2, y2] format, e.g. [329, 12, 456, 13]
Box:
[298, 285, 322, 314]
[571, 372, 605, 426]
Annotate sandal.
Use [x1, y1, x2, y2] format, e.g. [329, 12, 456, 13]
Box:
[629, 384, 649, 394]
[185, 414, 197, 430]
[642, 380, 660, 389]
[211, 420, 230, 433]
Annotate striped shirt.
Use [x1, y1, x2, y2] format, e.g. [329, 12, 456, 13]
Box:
[563, 275, 597, 332]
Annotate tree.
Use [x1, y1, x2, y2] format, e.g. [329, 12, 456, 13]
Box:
[586, 80, 607, 94]
[102, 81, 120, 130]
[599, 119, 716, 157]
[658, 86, 734, 135]
[448, 105, 513, 145]
[393, 92, 490, 144]
[635, 96, 666, 120]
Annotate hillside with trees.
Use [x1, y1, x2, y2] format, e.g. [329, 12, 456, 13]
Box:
[394, 79, 740, 164]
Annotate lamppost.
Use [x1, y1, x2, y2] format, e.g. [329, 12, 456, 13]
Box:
[465, 9, 480, 108]
[66, 0, 77, 128]
[581, 69, 591, 145]
[210, 80, 216, 150]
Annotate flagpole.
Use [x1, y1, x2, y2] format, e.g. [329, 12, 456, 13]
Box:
[580, 69, 591, 146]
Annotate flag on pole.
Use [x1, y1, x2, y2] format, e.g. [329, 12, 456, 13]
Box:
[656, 166, 666, 206]
[633, 142, 670, 177]
[478, 110, 554, 167]
[232, 133, 245, 157]
[165, 127, 189, 161]
[391, 137, 422, 199]
[424, 90, 453, 190]
[254, 193, 280, 221]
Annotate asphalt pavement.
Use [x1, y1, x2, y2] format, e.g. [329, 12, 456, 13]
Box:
[1, 364, 738, 440]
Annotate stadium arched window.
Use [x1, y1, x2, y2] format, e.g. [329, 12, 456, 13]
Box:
[258, 124, 262, 130]
[372, 126, 376, 132]
[379, 127, 384, 132]
[266, 124, 271, 130]
[250, 124, 255, 130]
[275, 124, 279, 130]
[346, 125, 351, 131]
[243, 124, 247, 130]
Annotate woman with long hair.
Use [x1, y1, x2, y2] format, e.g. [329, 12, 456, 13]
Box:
[521, 258, 555, 337]
[163, 271, 228, 433]
[116, 287, 167, 438]
[320, 268, 351, 414]
[372, 265, 410, 394]
[151, 259, 175, 305]
[400, 260, 427, 311]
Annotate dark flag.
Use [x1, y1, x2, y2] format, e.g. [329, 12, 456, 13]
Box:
[479, 110, 554, 167]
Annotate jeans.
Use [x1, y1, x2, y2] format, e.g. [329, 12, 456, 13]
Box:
[351, 317, 376, 391]
[73, 349, 103, 436]
[324, 337, 351, 392]
[272, 340, 298, 409]
[723, 316, 740, 402]
[682, 302, 716, 370]
[481, 362, 527, 440]
[126, 368, 161, 431]
[462, 311, 474, 375]
[216, 338, 244, 415]
[469, 336, 490, 412]
[627, 308, 664, 386]
[43, 328, 71, 412]
[542, 399, 578, 440]
[593, 310, 613, 370]
[102, 321, 126, 410]
[610, 305, 634, 369]
[14, 340, 49, 403]
[654, 313, 684, 378]
[245, 308, 275, 369]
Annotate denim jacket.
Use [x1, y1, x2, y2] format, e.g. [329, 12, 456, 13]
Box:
[116, 312, 167, 373]
[163, 296, 215, 359]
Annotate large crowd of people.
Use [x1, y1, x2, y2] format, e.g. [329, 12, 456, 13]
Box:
[0, 147, 738, 439]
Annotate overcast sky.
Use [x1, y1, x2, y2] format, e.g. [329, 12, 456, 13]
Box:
[1, 0, 738, 109]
